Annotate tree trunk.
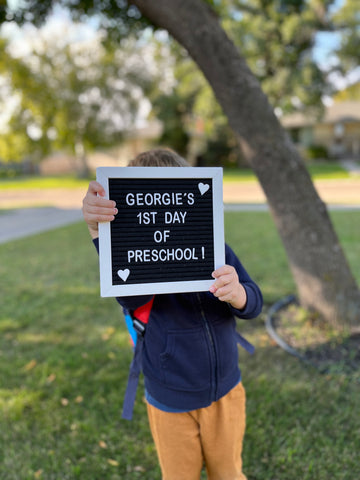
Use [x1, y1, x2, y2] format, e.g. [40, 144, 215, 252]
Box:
[131, 0, 360, 329]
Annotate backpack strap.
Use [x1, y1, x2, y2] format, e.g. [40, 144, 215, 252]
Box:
[122, 297, 154, 420]
[235, 331, 255, 354]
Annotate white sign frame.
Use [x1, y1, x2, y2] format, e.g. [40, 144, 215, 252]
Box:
[96, 166, 225, 297]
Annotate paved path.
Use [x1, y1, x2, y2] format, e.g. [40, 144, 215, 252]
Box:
[0, 207, 83, 244]
[223, 178, 360, 204]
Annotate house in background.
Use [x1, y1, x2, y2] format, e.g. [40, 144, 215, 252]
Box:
[39, 120, 163, 176]
[281, 101, 360, 160]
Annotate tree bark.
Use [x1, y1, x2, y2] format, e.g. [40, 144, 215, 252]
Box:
[131, 0, 360, 329]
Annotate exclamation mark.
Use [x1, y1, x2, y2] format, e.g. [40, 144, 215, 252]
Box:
[201, 247, 205, 259]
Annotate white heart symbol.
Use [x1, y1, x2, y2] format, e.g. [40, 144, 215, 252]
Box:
[198, 183, 210, 195]
[117, 269, 130, 282]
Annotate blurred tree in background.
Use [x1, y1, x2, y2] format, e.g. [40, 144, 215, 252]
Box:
[333, 0, 359, 76]
[333, 81, 360, 101]
[148, 0, 354, 167]
[0, 22, 152, 174]
[220, 0, 332, 114]
[149, 40, 241, 166]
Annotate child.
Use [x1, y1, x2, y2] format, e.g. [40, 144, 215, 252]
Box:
[82, 148, 263, 480]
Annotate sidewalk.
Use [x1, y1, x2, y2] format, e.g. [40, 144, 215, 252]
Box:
[0, 207, 83, 244]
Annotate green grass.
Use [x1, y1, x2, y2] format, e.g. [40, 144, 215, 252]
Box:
[222, 161, 351, 182]
[306, 161, 353, 179]
[0, 212, 359, 479]
[0, 161, 352, 191]
[223, 169, 258, 182]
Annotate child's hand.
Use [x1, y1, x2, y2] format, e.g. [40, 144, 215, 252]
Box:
[82, 181, 118, 238]
[209, 265, 247, 310]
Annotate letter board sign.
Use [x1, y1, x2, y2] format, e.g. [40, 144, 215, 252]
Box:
[96, 167, 224, 297]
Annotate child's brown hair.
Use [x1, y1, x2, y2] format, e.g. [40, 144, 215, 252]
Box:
[128, 148, 189, 167]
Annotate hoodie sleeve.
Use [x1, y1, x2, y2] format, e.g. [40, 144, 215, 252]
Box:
[92, 237, 154, 310]
[225, 243, 263, 319]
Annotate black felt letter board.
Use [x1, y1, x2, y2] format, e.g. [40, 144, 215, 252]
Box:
[97, 167, 224, 297]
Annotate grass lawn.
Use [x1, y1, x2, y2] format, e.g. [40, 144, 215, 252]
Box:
[0, 176, 92, 190]
[0, 161, 353, 191]
[223, 161, 352, 182]
[0, 211, 359, 479]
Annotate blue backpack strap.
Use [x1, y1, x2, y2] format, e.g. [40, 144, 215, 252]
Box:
[122, 325, 145, 420]
[121, 297, 154, 420]
[235, 331, 255, 354]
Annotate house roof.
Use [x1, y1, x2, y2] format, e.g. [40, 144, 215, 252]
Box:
[281, 101, 360, 128]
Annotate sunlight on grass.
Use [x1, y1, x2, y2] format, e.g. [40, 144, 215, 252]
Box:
[0, 388, 43, 419]
[306, 162, 351, 179]
[222, 162, 351, 183]
[15, 331, 65, 345]
[0, 318, 22, 332]
[0, 176, 91, 190]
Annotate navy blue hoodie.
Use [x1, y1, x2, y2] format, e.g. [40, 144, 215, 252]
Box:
[94, 239, 262, 410]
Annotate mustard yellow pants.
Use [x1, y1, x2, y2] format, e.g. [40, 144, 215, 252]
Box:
[146, 382, 247, 480]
